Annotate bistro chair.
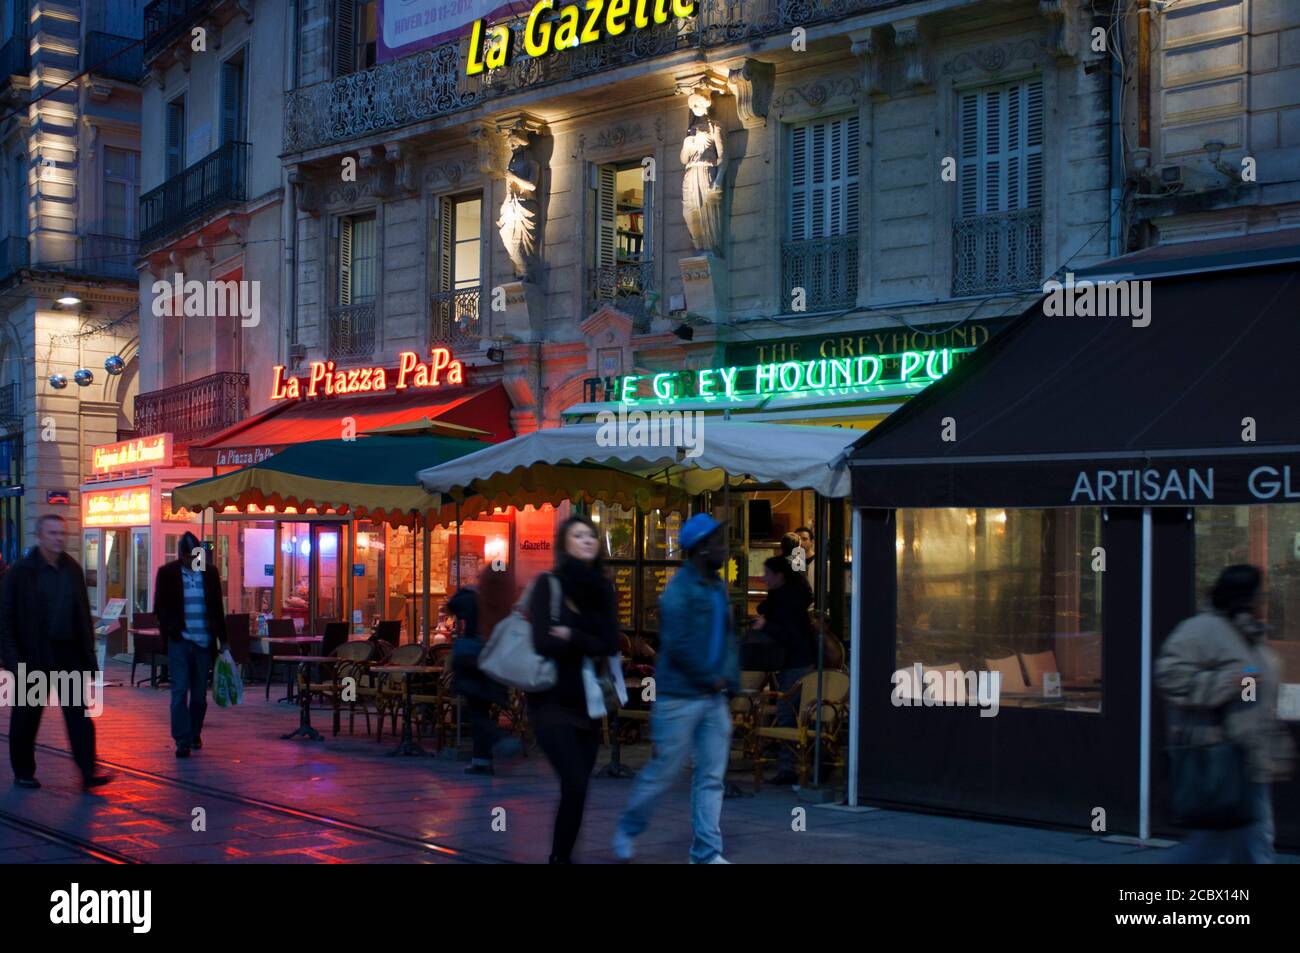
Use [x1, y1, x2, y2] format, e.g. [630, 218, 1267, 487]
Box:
[749, 670, 851, 791]
[374, 643, 428, 742]
[729, 670, 776, 759]
[371, 619, 401, 646]
[130, 613, 167, 688]
[263, 618, 300, 700]
[224, 614, 252, 675]
[321, 621, 350, 658]
[303, 640, 376, 736]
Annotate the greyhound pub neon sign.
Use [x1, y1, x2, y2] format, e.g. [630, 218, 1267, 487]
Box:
[270, 348, 464, 401]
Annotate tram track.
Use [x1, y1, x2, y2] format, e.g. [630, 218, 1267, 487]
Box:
[1, 735, 512, 864]
[0, 808, 139, 864]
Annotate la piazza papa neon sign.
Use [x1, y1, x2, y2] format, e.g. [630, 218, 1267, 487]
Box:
[466, 0, 696, 76]
[270, 348, 464, 401]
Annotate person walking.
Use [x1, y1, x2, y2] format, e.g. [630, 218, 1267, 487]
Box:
[448, 566, 520, 775]
[754, 555, 817, 785]
[613, 513, 739, 864]
[528, 515, 620, 863]
[153, 532, 228, 757]
[1155, 564, 1296, 862]
[0, 513, 110, 790]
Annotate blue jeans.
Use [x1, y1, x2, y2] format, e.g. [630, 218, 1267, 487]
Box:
[776, 666, 814, 773]
[616, 693, 732, 863]
[168, 639, 212, 747]
[1173, 783, 1275, 864]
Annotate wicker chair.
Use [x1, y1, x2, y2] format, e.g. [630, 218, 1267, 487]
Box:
[301, 640, 375, 736]
[374, 643, 428, 742]
[748, 670, 851, 790]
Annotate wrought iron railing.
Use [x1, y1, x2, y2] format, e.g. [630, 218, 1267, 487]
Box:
[0, 382, 18, 422]
[952, 208, 1043, 296]
[781, 235, 857, 312]
[143, 0, 217, 62]
[85, 31, 143, 83]
[0, 235, 28, 281]
[589, 262, 654, 321]
[431, 287, 483, 350]
[139, 140, 248, 246]
[79, 234, 139, 280]
[134, 371, 249, 444]
[285, 0, 898, 153]
[0, 33, 28, 81]
[327, 302, 377, 361]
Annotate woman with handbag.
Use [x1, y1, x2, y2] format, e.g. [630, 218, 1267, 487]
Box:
[528, 514, 620, 863]
[754, 556, 818, 785]
[1156, 564, 1296, 862]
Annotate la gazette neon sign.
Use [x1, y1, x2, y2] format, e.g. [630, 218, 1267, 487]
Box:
[466, 0, 696, 76]
[270, 348, 464, 401]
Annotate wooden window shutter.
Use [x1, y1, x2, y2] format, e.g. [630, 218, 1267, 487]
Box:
[437, 196, 453, 293]
[338, 215, 353, 305]
[596, 164, 617, 272]
[220, 56, 245, 145]
[334, 0, 356, 77]
[788, 123, 808, 241]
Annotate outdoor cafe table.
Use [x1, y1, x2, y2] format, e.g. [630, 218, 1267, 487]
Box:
[264, 636, 323, 702]
[277, 655, 338, 742]
[369, 665, 442, 756]
[128, 626, 165, 688]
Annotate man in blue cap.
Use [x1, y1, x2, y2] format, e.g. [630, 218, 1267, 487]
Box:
[613, 512, 739, 864]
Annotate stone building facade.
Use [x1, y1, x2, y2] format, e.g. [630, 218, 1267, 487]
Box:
[0, 0, 143, 559]
[281, 0, 1115, 433]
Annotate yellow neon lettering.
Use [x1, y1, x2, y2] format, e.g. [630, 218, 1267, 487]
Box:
[633, 0, 650, 28]
[554, 5, 580, 47]
[671, 0, 694, 16]
[652, 0, 669, 24]
[524, 0, 554, 57]
[606, 0, 630, 35]
[581, 0, 604, 44]
[465, 18, 488, 75]
[485, 25, 511, 68]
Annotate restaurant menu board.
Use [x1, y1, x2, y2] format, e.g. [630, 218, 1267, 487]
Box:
[642, 565, 678, 632]
[611, 565, 635, 630]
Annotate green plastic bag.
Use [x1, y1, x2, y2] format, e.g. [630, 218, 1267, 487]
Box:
[214, 648, 243, 707]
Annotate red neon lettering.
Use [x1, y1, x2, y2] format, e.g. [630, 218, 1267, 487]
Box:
[430, 347, 451, 386]
[307, 361, 327, 397]
[270, 365, 290, 400]
[396, 351, 418, 389]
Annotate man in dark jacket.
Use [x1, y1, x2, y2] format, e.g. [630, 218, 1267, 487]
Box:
[154, 532, 227, 757]
[0, 513, 110, 790]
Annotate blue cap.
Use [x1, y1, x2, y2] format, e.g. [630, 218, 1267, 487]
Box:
[679, 513, 724, 552]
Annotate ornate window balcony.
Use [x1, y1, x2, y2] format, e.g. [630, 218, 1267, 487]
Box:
[134, 371, 249, 445]
[139, 140, 248, 247]
[431, 287, 482, 350]
[327, 302, 377, 362]
[781, 235, 858, 313]
[952, 208, 1043, 297]
[588, 262, 654, 322]
[79, 235, 139, 281]
[143, 0, 218, 63]
[284, 0, 896, 154]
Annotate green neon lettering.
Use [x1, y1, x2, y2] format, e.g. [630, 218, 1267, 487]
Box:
[621, 374, 640, 403]
[778, 361, 801, 392]
[718, 366, 738, 398]
[652, 372, 674, 400]
[698, 368, 715, 397]
[900, 351, 924, 382]
[855, 355, 881, 385]
[805, 360, 827, 389]
[829, 357, 852, 388]
[756, 364, 777, 395]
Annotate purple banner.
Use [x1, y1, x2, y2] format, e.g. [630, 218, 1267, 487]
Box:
[378, 0, 520, 62]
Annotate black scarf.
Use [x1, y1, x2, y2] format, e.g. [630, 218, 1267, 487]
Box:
[557, 558, 606, 615]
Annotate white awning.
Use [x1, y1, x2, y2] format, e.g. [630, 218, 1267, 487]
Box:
[416, 421, 858, 500]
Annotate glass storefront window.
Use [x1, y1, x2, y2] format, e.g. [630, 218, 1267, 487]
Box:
[896, 508, 1103, 712]
[644, 509, 683, 560]
[1195, 505, 1300, 689]
[104, 528, 127, 605]
[354, 522, 386, 633]
[131, 529, 150, 616]
[83, 533, 99, 612]
[642, 564, 678, 633]
[280, 522, 312, 632]
[592, 501, 635, 559]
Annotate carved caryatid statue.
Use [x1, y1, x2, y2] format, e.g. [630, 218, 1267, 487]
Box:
[680, 90, 727, 258]
[498, 127, 540, 279]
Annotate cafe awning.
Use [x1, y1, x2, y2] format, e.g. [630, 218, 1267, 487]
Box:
[173, 434, 488, 526]
[188, 383, 513, 467]
[417, 420, 860, 501]
[849, 243, 1300, 508]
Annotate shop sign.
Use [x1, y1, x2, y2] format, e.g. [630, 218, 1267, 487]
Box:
[92, 433, 173, 475]
[465, 0, 695, 75]
[1070, 464, 1300, 504]
[47, 490, 70, 504]
[614, 346, 975, 403]
[83, 487, 151, 528]
[723, 319, 1004, 367]
[378, 0, 515, 62]
[270, 348, 464, 401]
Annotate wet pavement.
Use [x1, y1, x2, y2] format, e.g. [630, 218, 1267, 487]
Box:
[0, 660, 1274, 864]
